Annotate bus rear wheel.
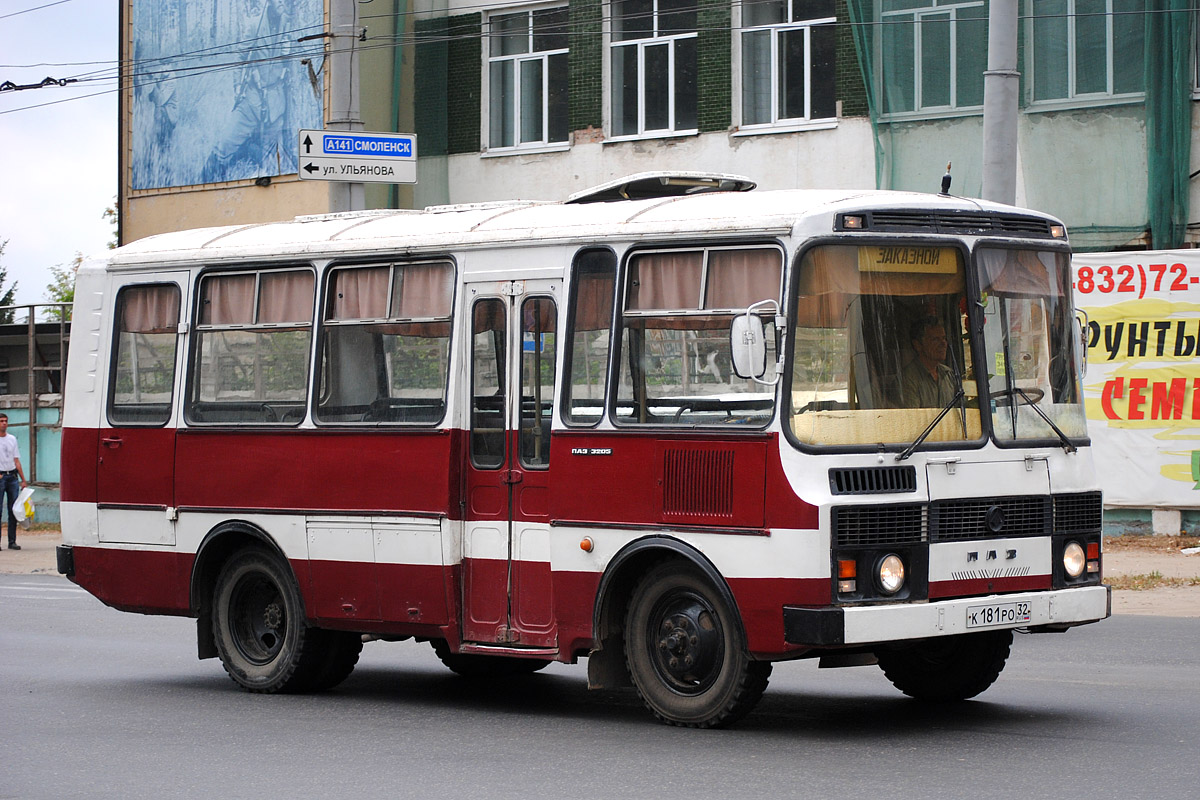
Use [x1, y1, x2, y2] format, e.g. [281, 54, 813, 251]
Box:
[212, 546, 328, 693]
[624, 562, 770, 728]
[875, 629, 1013, 702]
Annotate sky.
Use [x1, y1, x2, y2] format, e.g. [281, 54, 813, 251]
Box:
[0, 0, 117, 307]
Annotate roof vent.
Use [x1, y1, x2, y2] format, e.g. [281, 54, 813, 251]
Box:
[565, 172, 756, 204]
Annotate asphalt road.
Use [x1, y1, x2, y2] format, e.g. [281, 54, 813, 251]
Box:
[3, 573, 1197, 800]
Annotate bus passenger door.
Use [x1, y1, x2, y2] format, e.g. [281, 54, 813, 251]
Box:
[462, 281, 559, 648]
[96, 276, 187, 546]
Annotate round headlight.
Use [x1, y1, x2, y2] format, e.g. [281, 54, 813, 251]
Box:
[877, 554, 906, 594]
[1063, 541, 1086, 578]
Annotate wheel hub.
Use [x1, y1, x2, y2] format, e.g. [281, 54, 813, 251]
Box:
[649, 593, 723, 694]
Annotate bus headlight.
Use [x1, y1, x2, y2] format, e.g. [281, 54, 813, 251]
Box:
[1063, 541, 1086, 578]
[876, 554, 905, 594]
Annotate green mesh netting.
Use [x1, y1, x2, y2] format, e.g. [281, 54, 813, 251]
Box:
[846, 0, 1191, 250]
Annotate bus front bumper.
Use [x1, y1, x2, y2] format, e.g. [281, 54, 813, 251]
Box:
[783, 585, 1111, 646]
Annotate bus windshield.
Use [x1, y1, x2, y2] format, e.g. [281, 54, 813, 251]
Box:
[977, 247, 1087, 445]
[788, 243, 978, 448]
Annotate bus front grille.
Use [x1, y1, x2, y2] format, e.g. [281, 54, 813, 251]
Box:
[833, 504, 926, 548]
[1053, 492, 1103, 533]
[929, 496, 1051, 541]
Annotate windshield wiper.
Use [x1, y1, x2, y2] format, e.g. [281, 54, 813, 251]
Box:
[895, 386, 966, 462]
[1009, 386, 1077, 454]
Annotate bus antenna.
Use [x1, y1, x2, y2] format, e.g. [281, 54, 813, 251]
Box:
[940, 162, 952, 196]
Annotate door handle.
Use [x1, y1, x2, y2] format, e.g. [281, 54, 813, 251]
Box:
[101, 437, 123, 449]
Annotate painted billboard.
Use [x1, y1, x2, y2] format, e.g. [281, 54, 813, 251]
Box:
[1074, 250, 1200, 507]
[130, 0, 324, 190]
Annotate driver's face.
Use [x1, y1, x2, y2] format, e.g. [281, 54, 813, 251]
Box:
[915, 326, 948, 363]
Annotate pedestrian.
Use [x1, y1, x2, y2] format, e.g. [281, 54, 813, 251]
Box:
[0, 413, 27, 551]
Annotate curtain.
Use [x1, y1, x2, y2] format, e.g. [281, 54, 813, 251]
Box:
[258, 270, 314, 324]
[201, 274, 255, 325]
[627, 251, 704, 310]
[705, 248, 782, 309]
[120, 285, 180, 333]
[393, 261, 454, 318]
[978, 249, 1057, 296]
[331, 267, 389, 320]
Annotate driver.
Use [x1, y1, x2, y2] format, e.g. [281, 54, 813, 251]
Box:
[902, 316, 958, 408]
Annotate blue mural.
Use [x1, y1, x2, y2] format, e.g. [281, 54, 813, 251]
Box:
[131, 0, 324, 189]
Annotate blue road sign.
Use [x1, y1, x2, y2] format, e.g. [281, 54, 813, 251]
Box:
[298, 129, 418, 184]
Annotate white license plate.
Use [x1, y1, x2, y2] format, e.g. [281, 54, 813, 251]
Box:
[966, 601, 1031, 629]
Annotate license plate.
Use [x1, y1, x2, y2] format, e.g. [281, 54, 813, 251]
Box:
[966, 601, 1031, 629]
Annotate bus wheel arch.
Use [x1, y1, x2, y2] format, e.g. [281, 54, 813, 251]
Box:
[588, 538, 759, 702]
[191, 521, 295, 661]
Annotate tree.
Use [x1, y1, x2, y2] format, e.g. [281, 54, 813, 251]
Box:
[45, 254, 80, 321]
[0, 239, 18, 324]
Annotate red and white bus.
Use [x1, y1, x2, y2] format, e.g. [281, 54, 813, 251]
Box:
[58, 173, 1108, 727]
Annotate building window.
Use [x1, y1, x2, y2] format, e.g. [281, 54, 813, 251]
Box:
[879, 0, 988, 115]
[488, 6, 569, 149]
[611, 0, 698, 137]
[740, 0, 837, 127]
[1028, 0, 1144, 104]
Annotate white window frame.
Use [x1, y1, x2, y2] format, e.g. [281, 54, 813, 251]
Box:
[735, 1, 838, 132]
[608, 0, 699, 140]
[1025, 0, 1146, 110]
[877, 0, 987, 120]
[484, 4, 570, 154]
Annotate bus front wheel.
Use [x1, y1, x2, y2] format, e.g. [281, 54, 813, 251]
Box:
[212, 546, 326, 693]
[875, 629, 1013, 702]
[624, 562, 770, 728]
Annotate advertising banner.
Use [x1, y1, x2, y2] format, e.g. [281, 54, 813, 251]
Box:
[1073, 250, 1200, 507]
[130, 0, 324, 190]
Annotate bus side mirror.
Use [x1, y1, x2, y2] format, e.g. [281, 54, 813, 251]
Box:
[730, 313, 767, 380]
[1075, 309, 1090, 375]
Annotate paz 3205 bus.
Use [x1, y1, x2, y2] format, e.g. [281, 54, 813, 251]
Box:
[58, 173, 1108, 727]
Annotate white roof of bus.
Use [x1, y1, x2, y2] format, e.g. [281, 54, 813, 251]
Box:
[106, 187, 1056, 270]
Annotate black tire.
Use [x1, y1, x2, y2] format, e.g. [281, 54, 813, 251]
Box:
[430, 639, 552, 679]
[306, 630, 364, 691]
[876, 629, 1013, 702]
[212, 546, 326, 693]
[624, 561, 771, 728]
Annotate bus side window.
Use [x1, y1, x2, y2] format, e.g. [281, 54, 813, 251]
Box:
[317, 261, 454, 426]
[519, 296, 556, 467]
[186, 268, 314, 425]
[562, 249, 616, 426]
[109, 284, 182, 426]
[471, 299, 507, 468]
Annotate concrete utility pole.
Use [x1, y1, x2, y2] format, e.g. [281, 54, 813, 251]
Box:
[981, 0, 1019, 205]
[329, 0, 365, 212]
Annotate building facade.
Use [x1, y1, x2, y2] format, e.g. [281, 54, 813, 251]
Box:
[119, 1, 1198, 248]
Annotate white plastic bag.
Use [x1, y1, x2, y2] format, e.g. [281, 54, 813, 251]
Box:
[13, 486, 34, 529]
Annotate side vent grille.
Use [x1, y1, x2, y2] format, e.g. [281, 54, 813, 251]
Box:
[833, 504, 926, 548]
[1054, 492, 1103, 532]
[663, 448, 735, 520]
[830, 466, 917, 495]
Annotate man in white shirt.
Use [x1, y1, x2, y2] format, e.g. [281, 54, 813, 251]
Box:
[0, 413, 27, 551]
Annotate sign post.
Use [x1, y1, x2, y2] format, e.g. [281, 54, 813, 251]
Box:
[298, 129, 418, 184]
